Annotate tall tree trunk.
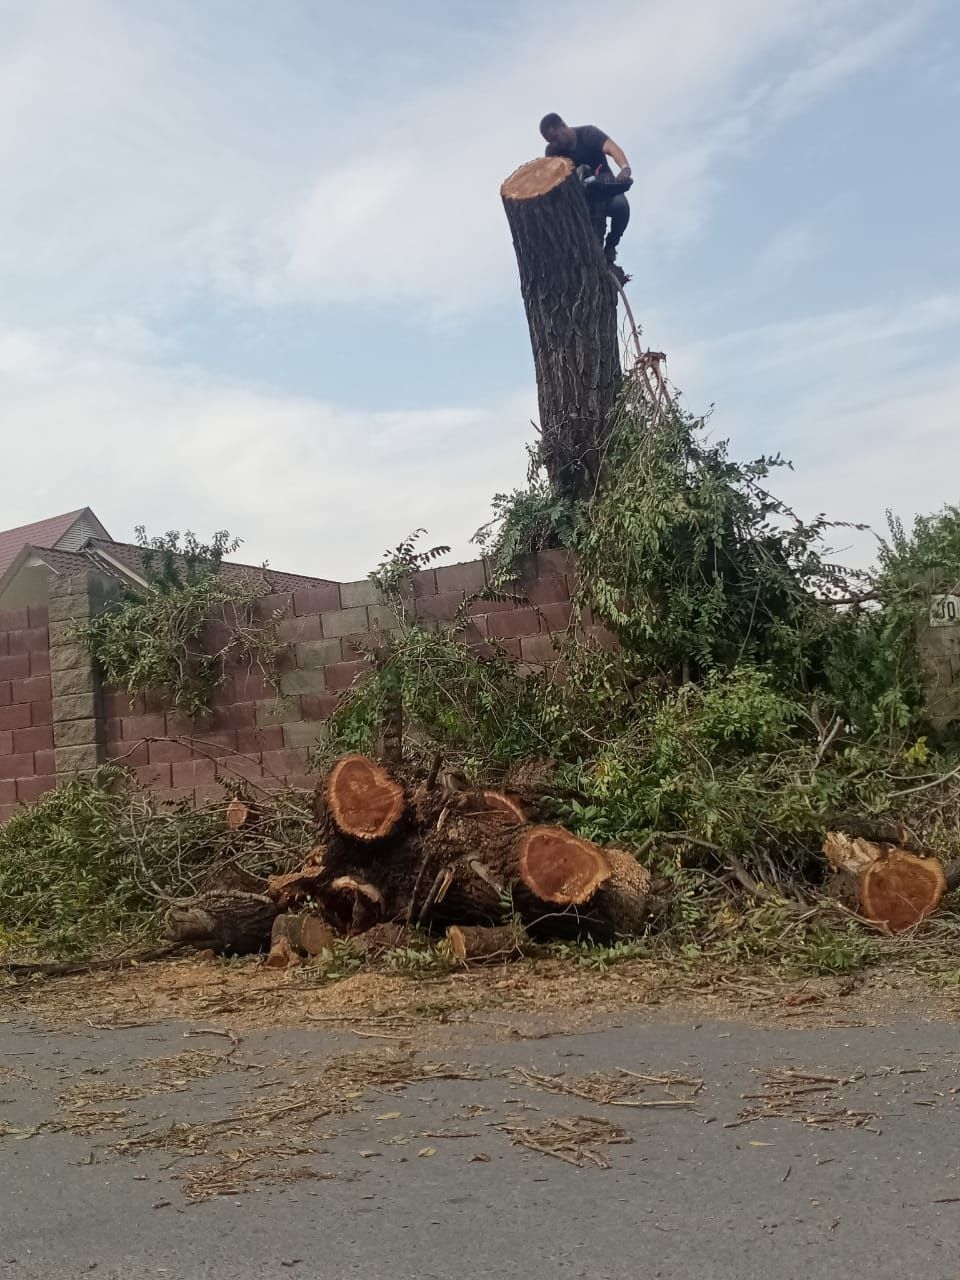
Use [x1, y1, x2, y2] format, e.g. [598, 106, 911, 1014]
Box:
[501, 156, 621, 501]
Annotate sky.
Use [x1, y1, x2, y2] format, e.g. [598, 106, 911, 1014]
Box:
[1, 0, 958, 580]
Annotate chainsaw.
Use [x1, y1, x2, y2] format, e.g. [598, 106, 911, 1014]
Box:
[578, 165, 633, 201]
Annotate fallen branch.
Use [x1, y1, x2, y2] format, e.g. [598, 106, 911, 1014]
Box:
[2, 944, 186, 981]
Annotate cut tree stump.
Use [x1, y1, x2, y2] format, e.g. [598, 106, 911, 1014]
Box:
[164, 890, 277, 954]
[266, 913, 335, 968]
[501, 156, 621, 501]
[824, 831, 947, 931]
[324, 754, 405, 840]
[446, 924, 530, 962]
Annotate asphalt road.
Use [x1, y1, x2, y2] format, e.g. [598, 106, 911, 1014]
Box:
[2, 1010, 959, 1279]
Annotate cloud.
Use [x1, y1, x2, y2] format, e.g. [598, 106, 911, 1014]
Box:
[276, 0, 921, 312]
[751, 223, 822, 285]
[4, 284, 958, 584]
[776, 371, 960, 565]
[0, 328, 533, 579]
[0, 0, 925, 322]
[766, 11, 925, 125]
[0, 0, 947, 587]
[670, 290, 960, 563]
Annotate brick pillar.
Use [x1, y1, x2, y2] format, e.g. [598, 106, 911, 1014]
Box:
[919, 620, 960, 728]
[48, 572, 117, 779]
[914, 572, 960, 730]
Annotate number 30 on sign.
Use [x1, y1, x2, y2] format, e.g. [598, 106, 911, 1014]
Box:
[930, 595, 960, 627]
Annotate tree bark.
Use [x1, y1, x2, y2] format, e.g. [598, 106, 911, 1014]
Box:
[501, 156, 621, 501]
[164, 890, 277, 954]
[592, 850, 653, 937]
[266, 913, 335, 968]
[446, 924, 530, 962]
[348, 922, 411, 957]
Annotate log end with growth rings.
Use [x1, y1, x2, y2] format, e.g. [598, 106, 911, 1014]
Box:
[481, 790, 527, 823]
[858, 850, 946, 932]
[325, 754, 405, 840]
[518, 826, 611, 905]
[501, 156, 573, 201]
[225, 797, 251, 830]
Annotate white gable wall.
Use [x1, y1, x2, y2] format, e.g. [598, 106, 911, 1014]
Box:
[54, 510, 110, 552]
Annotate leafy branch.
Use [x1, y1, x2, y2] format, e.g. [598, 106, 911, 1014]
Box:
[74, 529, 285, 719]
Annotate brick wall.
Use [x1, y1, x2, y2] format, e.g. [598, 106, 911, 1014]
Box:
[97, 551, 582, 809]
[0, 552, 600, 822]
[0, 605, 55, 824]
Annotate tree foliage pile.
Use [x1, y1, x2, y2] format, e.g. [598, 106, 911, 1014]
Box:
[325, 392, 960, 905]
[0, 770, 313, 956]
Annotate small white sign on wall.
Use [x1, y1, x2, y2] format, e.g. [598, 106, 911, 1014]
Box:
[930, 594, 960, 628]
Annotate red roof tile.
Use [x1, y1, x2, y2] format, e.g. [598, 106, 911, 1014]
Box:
[0, 511, 86, 578]
[84, 539, 339, 593]
[22, 546, 93, 575]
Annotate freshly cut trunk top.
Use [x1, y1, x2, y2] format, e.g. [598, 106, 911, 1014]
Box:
[501, 156, 573, 200]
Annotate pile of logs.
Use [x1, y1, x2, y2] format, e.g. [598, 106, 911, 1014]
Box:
[165, 754, 655, 964]
[163, 756, 959, 966]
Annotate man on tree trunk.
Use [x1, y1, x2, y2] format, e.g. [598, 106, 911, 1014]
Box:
[539, 113, 632, 263]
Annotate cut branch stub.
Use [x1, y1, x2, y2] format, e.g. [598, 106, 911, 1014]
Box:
[266, 848, 325, 910]
[267, 913, 335, 968]
[326, 876, 384, 934]
[823, 832, 878, 875]
[446, 924, 530, 963]
[482, 790, 528, 823]
[518, 826, 611, 905]
[858, 851, 946, 932]
[225, 797, 251, 830]
[325, 754, 405, 840]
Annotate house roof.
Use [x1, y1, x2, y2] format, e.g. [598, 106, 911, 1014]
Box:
[0, 510, 88, 578]
[0, 510, 339, 610]
[20, 546, 94, 576]
[84, 539, 338, 593]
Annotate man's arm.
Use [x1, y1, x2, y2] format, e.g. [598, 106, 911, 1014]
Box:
[603, 137, 631, 178]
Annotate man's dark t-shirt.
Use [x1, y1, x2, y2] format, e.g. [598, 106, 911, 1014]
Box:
[544, 125, 612, 176]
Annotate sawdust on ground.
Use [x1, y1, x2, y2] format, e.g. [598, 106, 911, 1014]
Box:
[3, 953, 959, 1043]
